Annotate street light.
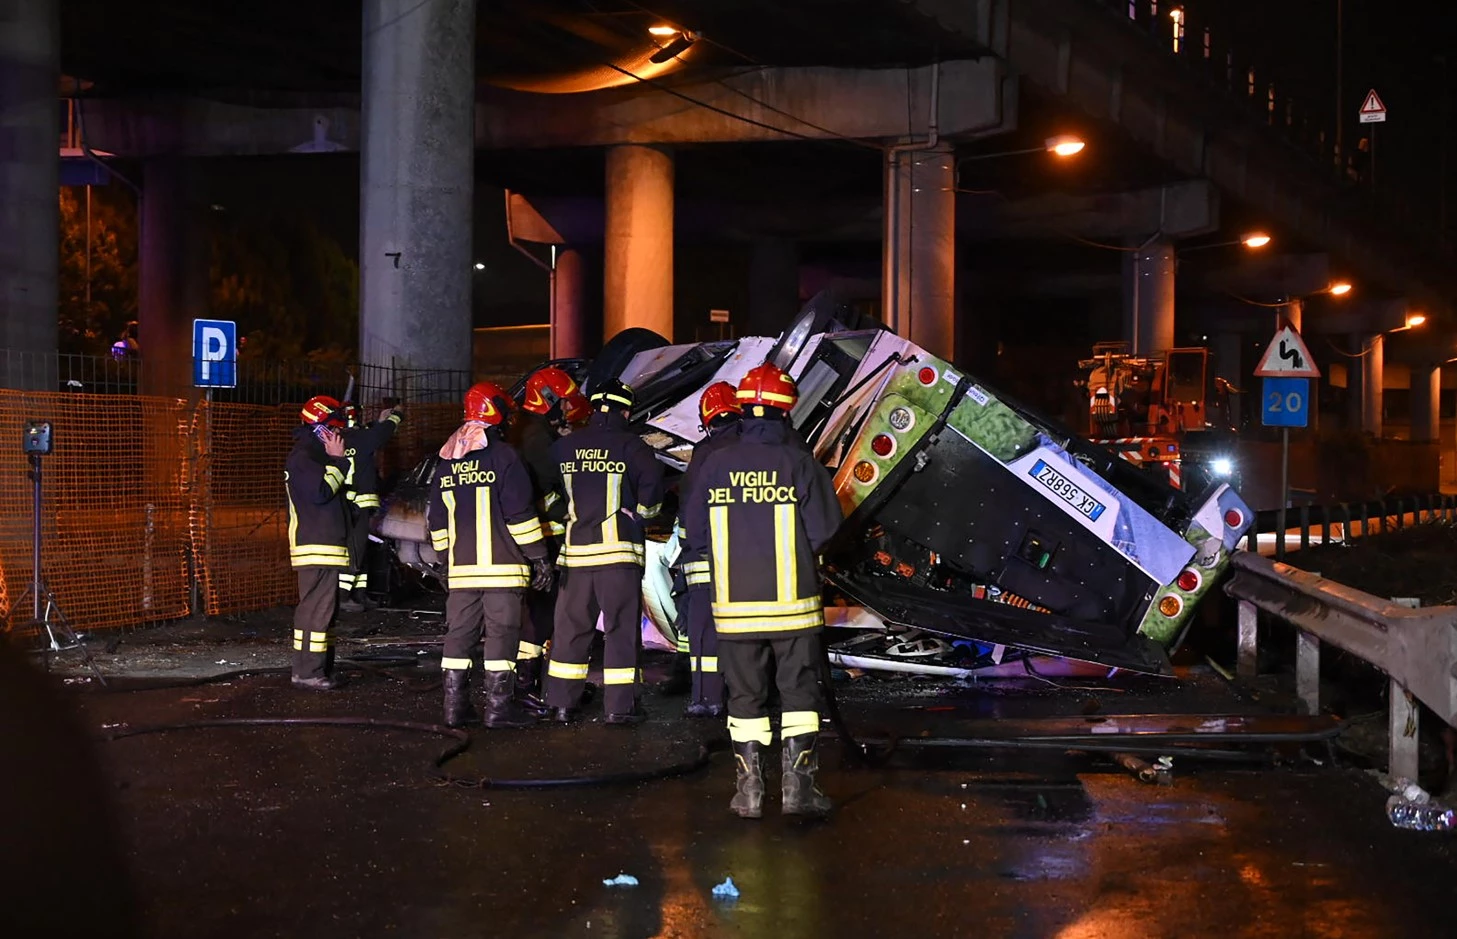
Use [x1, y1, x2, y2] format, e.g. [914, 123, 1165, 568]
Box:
[1328, 281, 1353, 296]
[1405, 313, 1427, 328]
[1241, 232, 1272, 249]
[1046, 135, 1086, 157]
[958, 135, 1087, 164]
[473, 262, 486, 271]
[648, 25, 678, 36]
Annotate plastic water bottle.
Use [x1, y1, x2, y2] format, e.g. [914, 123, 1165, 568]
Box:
[1386, 795, 1456, 831]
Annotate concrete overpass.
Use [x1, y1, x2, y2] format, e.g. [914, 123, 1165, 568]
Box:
[3, 0, 1453, 449]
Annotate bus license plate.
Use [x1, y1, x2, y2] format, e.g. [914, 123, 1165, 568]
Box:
[1030, 459, 1106, 521]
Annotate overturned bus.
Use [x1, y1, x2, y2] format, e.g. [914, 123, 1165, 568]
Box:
[380, 295, 1253, 676]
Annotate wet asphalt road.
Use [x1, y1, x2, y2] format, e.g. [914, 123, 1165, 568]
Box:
[24, 655, 1457, 939]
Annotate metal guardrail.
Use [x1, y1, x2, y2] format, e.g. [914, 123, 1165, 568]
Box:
[1245, 493, 1457, 560]
[1224, 551, 1457, 781]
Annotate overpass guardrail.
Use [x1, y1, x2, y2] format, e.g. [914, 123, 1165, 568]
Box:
[1223, 551, 1457, 782]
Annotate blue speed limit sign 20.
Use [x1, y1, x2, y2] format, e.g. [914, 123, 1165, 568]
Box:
[1261, 377, 1309, 428]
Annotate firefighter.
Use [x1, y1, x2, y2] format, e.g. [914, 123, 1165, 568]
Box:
[674, 381, 744, 717]
[682, 363, 844, 818]
[427, 382, 556, 728]
[544, 379, 665, 724]
[286, 395, 354, 690]
[508, 366, 589, 707]
[339, 402, 404, 611]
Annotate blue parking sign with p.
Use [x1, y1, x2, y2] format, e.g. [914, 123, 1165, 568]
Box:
[193, 319, 237, 388]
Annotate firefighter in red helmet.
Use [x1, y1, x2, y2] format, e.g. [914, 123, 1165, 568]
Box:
[285, 395, 352, 689]
[682, 363, 843, 817]
[339, 401, 404, 611]
[427, 383, 555, 727]
[670, 381, 743, 717]
[507, 366, 585, 708]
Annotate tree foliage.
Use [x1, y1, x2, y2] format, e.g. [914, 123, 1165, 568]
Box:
[58, 185, 138, 356]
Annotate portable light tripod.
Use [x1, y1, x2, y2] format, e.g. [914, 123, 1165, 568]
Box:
[12, 422, 104, 684]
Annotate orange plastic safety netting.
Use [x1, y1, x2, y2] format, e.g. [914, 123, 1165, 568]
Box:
[0, 393, 467, 635]
[0, 391, 192, 635]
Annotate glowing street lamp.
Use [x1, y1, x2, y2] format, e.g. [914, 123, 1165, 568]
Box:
[1046, 135, 1086, 157]
[1241, 232, 1272, 249]
[1327, 281, 1353, 296]
[648, 25, 678, 36]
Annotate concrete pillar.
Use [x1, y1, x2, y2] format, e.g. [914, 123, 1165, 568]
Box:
[1125, 238, 1176, 357]
[604, 145, 674, 341]
[0, 0, 60, 389]
[748, 237, 800, 338]
[1284, 298, 1303, 332]
[551, 247, 588, 359]
[1344, 334, 1364, 431]
[1362, 333, 1384, 437]
[1411, 363, 1440, 442]
[360, 0, 477, 384]
[883, 144, 955, 361]
[138, 159, 209, 399]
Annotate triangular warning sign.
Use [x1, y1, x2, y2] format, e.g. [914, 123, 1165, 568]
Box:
[1359, 89, 1387, 123]
[1254, 325, 1320, 378]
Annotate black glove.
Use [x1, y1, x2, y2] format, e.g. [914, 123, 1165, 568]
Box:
[670, 565, 688, 598]
[530, 557, 556, 593]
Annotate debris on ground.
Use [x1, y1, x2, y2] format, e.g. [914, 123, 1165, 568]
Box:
[711, 877, 739, 899]
[602, 874, 639, 887]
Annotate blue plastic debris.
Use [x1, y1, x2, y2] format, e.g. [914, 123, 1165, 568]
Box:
[711, 877, 740, 899]
[602, 874, 639, 887]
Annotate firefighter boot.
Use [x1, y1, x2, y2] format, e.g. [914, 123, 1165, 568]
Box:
[781, 734, 833, 818]
[729, 741, 765, 819]
[514, 658, 551, 716]
[482, 670, 537, 729]
[442, 669, 480, 728]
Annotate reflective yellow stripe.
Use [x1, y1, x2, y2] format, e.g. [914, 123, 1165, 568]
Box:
[344, 458, 356, 487]
[483, 659, 516, 672]
[548, 660, 589, 680]
[676, 635, 690, 653]
[603, 472, 621, 545]
[675, 522, 687, 540]
[710, 505, 730, 607]
[728, 716, 773, 745]
[544, 491, 561, 510]
[474, 487, 492, 566]
[508, 517, 545, 546]
[441, 656, 473, 671]
[637, 502, 661, 519]
[775, 503, 797, 603]
[353, 494, 381, 508]
[563, 474, 577, 538]
[712, 596, 820, 618]
[714, 611, 824, 634]
[547, 521, 566, 536]
[697, 656, 718, 673]
[603, 667, 637, 685]
[443, 490, 459, 565]
[338, 573, 355, 588]
[517, 641, 545, 660]
[682, 559, 711, 574]
[449, 571, 531, 589]
[558, 549, 644, 568]
[430, 528, 449, 551]
[294, 630, 331, 653]
[593, 392, 633, 408]
[324, 465, 345, 492]
[291, 544, 350, 568]
[782, 710, 820, 738]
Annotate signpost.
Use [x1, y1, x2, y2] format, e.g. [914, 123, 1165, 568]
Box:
[1359, 88, 1386, 189]
[1255, 323, 1319, 560]
[192, 319, 238, 389]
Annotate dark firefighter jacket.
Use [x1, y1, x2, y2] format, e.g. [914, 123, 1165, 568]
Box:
[675, 419, 743, 588]
[510, 411, 568, 538]
[682, 417, 843, 638]
[285, 427, 352, 568]
[342, 412, 402, 509]
[426, 430, 548, 590]
[550, 410, 665, 569]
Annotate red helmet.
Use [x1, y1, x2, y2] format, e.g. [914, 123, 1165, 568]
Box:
[736, 363, 798, 412]
[463, 382, 511, 426]
[345, 403, 361, 428]
[522, 366, 581, 418]
[699, 381, 743, 427]
[560, 392, 590, 425]
[301, 395, 345, 428]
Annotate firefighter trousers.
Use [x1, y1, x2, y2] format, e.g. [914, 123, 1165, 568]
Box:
[721, 634, 824, 745]
[443, 588, 523, 674]
[339, 505, 373, 594]
[293, 568, 340, 680]
[683, 585, 724, 706]
[518, 538, 560, 665]
[546, 565, 643, 714]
